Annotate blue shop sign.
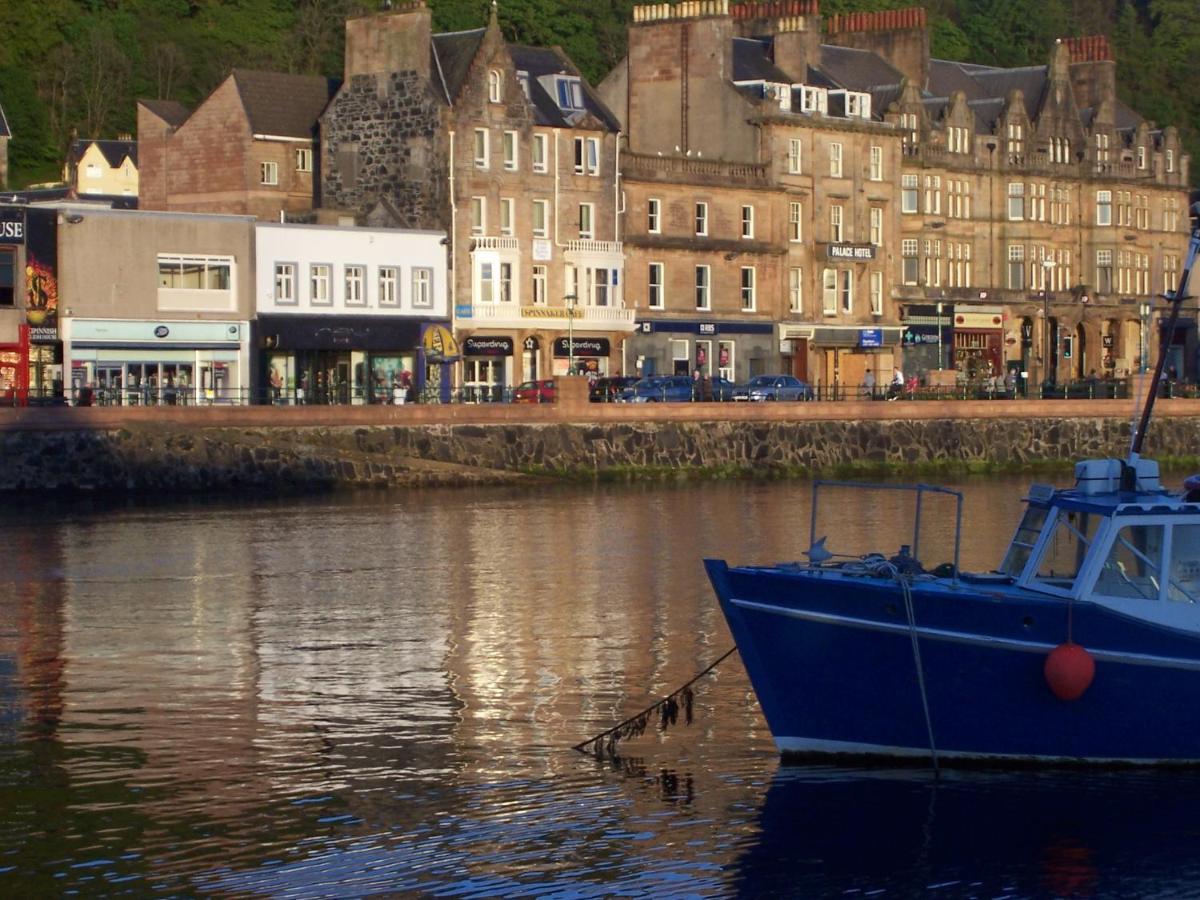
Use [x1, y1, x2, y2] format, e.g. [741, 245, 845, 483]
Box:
[455, 304, 474, 319]
[858, 328, 883, 348]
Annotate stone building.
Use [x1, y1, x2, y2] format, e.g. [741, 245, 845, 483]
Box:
[137, 71, 338, 221]
[320, 1, 635, 398]
[599, 1, 1192, 392]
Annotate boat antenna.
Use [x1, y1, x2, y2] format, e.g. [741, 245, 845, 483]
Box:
[1129, 205, 1200, 463]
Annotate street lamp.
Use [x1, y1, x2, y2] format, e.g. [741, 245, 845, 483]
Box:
[1042, 258, 1056, 389]
[1140, 300, 1152, 374]
[565, 293, 578, 375]
[936, 301, 944, 371]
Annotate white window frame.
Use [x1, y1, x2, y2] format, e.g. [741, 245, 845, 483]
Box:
[647, 198, 661, 234]
[1097, 190, 1112, 226]
[532, 199, 550, 238]
[500, 197, 515, 236]
[695, 265, 710, 310]
[532, 264, 547, 305]
[1008, 182, 1025, 221]
[578, 202, 595, 240]
[488, 69, 502, 103]
[789, 201, 803, 242]
[585, 137, 600, 176]
[902, 174, 918, 214]
[787, 138, 802, 174]
[532, 133, 548, 173]
[274, 262, 296, 305]
[379, 266, 399, 307]
[503, 130, 518, 171]
[412, 267, 433, 308]
[822, 268, 837, 315]
[474, 128, 489, 169]
[344, 264, 366, 306]
[840, 269, 853, 313]
[869, 206, 883, 246]
[870, 271, 883, 316]
[829, 142, 843, 177]
[830, 204, 844, 243]
[648, 262, 664, 308]
[471, 196, 486, 235]
[869, 145, 883, 181]
[789, 266, 803, 313]
[260, 161, 278, 185]
[741, 205, 755, 239]
[740, 266, 756, 311]
[901, 239, 919, 285]
[295, 148, 313, 173]
[695, 202, 708, 237]
[310, 263, 332, 306]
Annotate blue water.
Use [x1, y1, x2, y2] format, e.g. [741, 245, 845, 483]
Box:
[2, 477, 1198, 897]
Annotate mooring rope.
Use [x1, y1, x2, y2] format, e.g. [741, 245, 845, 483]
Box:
[573, 646, 739, 758]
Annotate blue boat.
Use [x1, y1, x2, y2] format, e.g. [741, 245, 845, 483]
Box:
[707, 212, 1200, 766]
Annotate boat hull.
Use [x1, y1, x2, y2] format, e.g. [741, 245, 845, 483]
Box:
[706, 559, 1200, 765]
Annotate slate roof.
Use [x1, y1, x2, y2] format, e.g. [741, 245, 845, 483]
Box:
[0, 101, 10, 138]
[432, 29, 487, 101]
[733, 37, 791, 83]
[230, 69, 340, 138]
[814, 45, 903, 93]
[139, 98, 190, 128]
[508, 44, 621, 131]
[70, 138, 137, 169]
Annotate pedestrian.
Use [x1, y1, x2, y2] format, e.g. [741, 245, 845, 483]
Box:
[862, 367, 876, 399]
[392, 380, 406, 405]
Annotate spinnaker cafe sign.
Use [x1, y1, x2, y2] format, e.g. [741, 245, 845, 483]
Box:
[0, 207, 25, 244]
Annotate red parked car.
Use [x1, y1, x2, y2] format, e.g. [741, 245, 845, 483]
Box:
[512, 379, 556, 403]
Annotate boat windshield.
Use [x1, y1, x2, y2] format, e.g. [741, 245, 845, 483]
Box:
[1095, 522, 1200, 603]
[999, 505, 1049, 576]
[1033, 509, 1102, 590]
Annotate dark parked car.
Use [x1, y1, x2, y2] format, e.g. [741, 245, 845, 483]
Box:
[617, 375, 700, 402]
[732, 374, 814, 402]
[589, 375, 640, 402]
[512, 379, 555, 403]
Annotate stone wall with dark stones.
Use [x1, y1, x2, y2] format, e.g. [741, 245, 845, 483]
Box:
[2, 415, 1198, 494]
[320, 71, 448, 229]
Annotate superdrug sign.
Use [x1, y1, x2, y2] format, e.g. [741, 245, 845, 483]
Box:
[0, 208, 25, 244]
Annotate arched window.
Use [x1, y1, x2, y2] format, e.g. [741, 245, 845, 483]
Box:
[488, 70, 502, 103]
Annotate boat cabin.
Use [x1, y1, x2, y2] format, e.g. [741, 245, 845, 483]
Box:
[999, 458, 1200, 621]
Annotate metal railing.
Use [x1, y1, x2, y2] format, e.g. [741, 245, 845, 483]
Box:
[4, 374, 1187, 410]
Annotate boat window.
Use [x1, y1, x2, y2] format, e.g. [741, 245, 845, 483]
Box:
[1167, 524, 1200, 604]
[1034, 510, 1101, 589]
[1095, 524, 1164, 601]
[1000, 505, 1049, 576]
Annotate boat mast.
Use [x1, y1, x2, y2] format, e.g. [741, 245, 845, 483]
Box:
[1130, 206, 1200, 459]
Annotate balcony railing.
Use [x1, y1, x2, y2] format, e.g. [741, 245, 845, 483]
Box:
[462, 302, 637, 328]
[471, 236, 520, 251]
[564, 239, 623, 256]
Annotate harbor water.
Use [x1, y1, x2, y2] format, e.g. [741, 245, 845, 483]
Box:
[3, 476, 1200, 897]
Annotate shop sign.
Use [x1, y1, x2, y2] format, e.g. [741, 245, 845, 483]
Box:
[463, 336, 514, 356]
[858, 328, 883, 348]
[154, 325, 170, 338]
[523, 336, 539, 351]
[1103, 335, 1114, 348]
[0, 208, 25, 244]
[455, 304, 474, 319]
[827, 243, 876, 261]
[532, 239, 552, 261]
[553, 337, 610, 357]
[902, 325, 942, 345]
[521, 306, 580, 319]
[29, 326, 58, 344]
[421, 323, 459, 359]
[24, 207, 57, 337]
[698, 322, 716, 334]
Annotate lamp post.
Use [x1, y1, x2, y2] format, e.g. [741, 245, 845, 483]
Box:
[1140, 300, 1151, 374]
[1042, 258, 1056, 389]
[565, 293, 578, 375]
[936, 301, 944, 371]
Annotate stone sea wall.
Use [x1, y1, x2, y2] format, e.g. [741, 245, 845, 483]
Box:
[2, 415, 1199, 494]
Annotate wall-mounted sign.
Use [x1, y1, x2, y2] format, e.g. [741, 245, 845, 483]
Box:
[827, 243, 877, 261]
[0, 207, 25, 244]
[1103, 335, 1114, 348]
[553, 337, 610, 357]
[859, 328, 883, 348]
[698, 322, 716, 334]
[523, 336, 539, 351]
[154, 325, 170, 339]
[421, 323, 459, 359]
[532, 239, 552, 261]
[455, 304, 473, 319]
[463, 336, 513, 356]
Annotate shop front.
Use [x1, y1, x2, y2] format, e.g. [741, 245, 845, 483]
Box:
[952, 307, 1004, 382]
[255, 315, 431, 405]
[900, 304, 954, 379]
[811, 325, 904, 397]
[65, 319, 250, 405]
[555, 336, 611, 377]
[462, 335, 513, 402]
[623, 320, 774, 381]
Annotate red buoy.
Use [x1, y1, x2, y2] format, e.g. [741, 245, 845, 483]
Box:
[1044, 642, 1095, 701]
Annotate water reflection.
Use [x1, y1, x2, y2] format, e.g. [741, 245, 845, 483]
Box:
[18, 474, 1200, 895]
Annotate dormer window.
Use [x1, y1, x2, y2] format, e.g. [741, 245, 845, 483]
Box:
[488, 70, 502, 103]
[517, 70, 531, 100]
[845, 92, 870, 119]
[767, 83, 791, 111]
[555, 76, 585, 111]
[800, 86, 827, 115]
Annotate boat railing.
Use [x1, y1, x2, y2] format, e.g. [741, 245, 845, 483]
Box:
[809, 480, 964, 580]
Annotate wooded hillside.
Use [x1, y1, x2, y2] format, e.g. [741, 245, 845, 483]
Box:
[0, 0, 1195, 188]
